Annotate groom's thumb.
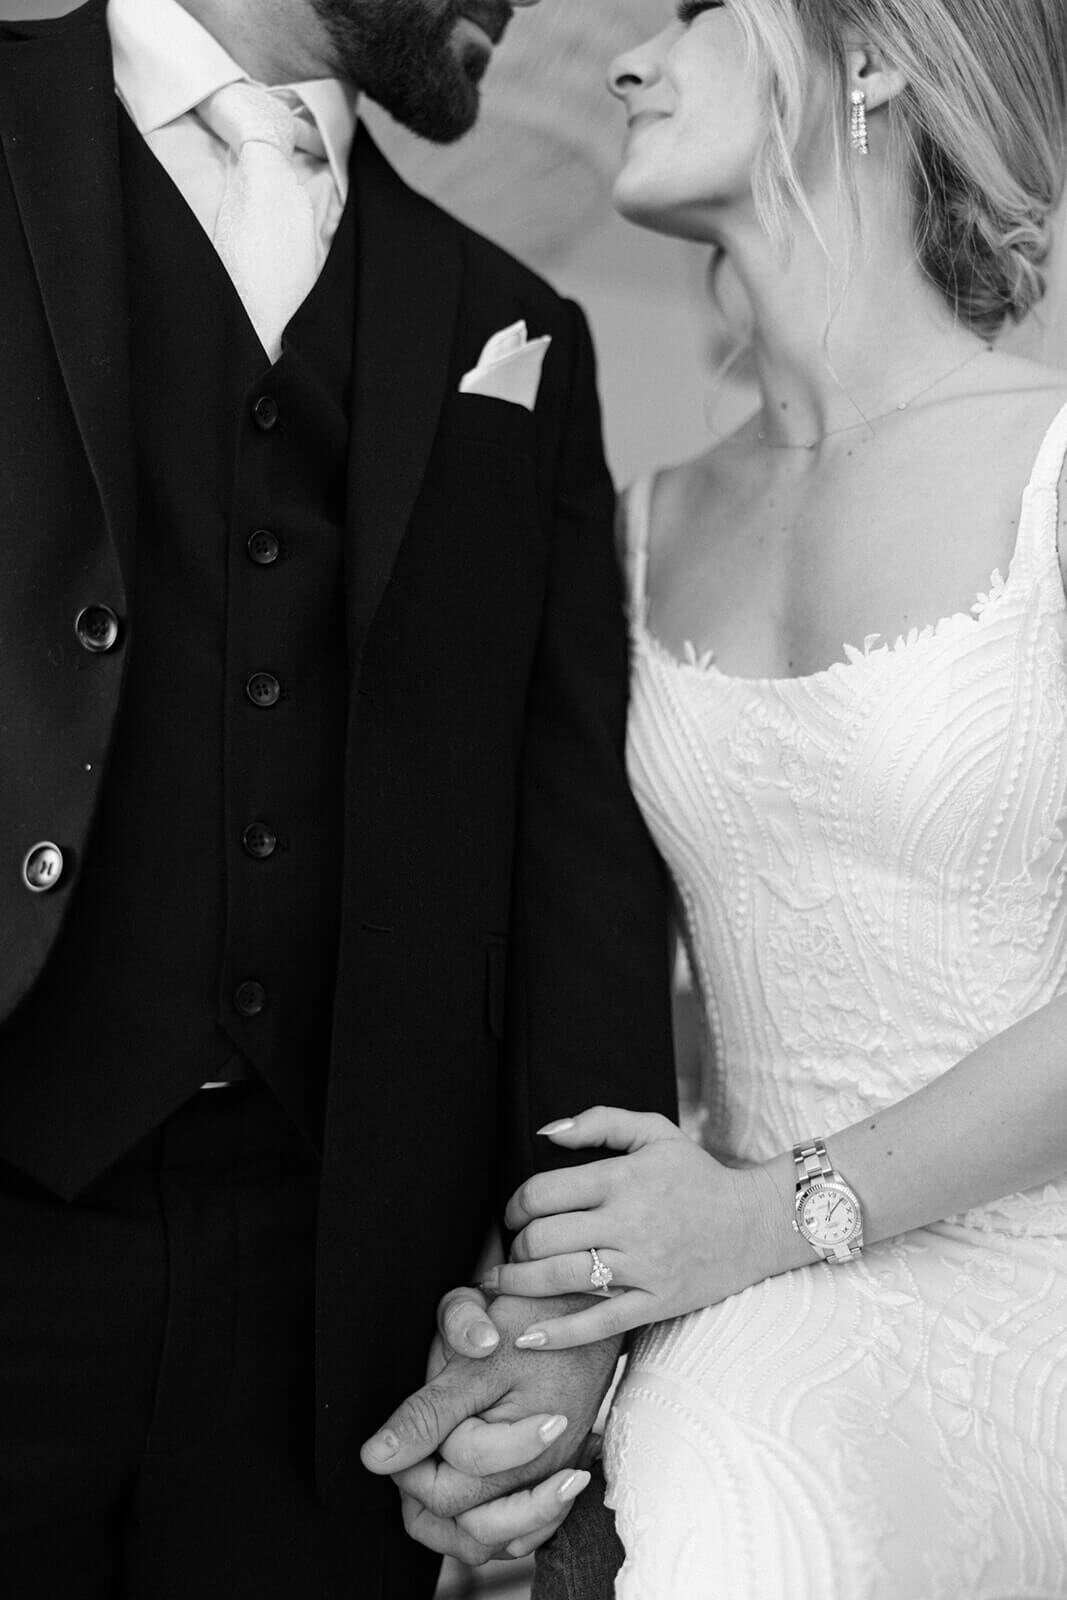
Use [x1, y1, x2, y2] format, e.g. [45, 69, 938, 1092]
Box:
[361, 1365, 495, 1475]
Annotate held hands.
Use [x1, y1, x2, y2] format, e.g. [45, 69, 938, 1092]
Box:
[484, 1107, 786, 1349]
[361, 1291, 620, 1565]
[358, 1107, 786, 1562]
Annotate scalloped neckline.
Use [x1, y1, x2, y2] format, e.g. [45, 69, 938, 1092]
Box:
[631, 566, 1012, 690]
[625, 411, 1067, 690]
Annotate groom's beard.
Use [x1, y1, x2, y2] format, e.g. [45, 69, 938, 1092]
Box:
[310, 0, 511, 142]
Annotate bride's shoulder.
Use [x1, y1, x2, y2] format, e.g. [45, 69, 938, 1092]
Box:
[970, 350, 1067, 424]
[617, 443, 736, 562]
[979, 350, 1067, 389]
[953, 350, 1067, 489]
[974, 353, 1067, 582]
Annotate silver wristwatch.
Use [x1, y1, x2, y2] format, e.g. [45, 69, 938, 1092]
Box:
[792, 1139, 864, 1263]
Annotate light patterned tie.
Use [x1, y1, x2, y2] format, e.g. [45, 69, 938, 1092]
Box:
[198, 81, 324, 361]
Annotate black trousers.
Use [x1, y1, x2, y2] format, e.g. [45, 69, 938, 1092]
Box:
[532, 1461, 623, 1600]
[0, 1082, 441, 1600]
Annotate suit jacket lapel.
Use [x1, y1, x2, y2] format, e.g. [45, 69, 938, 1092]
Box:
[345, 128, 463, 660]
[0, 0, 135, 583]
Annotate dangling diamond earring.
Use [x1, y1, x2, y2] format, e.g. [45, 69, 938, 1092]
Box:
[850, 90, 870, 155]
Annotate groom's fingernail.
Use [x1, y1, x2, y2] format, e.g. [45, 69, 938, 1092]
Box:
[557, 1470, 591, 1502]
[516, 1327, 547, 1348]
[468, 1321, 499, 1351]
[537, 1119, 576, 1136]
[479, 1269, 500, 1293]
[364, 1430, 399, 1463]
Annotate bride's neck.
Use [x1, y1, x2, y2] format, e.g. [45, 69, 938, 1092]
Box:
[717, 197, 983, 449]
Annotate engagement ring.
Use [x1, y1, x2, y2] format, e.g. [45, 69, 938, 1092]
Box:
[589, 1247, 613, 1294]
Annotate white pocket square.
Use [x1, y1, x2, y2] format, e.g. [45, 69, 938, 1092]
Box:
[458, 321, 551, 412]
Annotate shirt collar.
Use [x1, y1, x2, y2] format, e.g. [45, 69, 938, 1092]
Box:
[107, 0, 358, 199]
[290, 79, 359, 198]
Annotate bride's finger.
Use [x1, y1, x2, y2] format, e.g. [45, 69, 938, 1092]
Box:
[487, 1249, 628, 1300]
[509, 1210, 610, 1264]
[536, 1106, 682, 1153]
[456, 1467, 591, 1555]
[440, 1411, 572, 1476]
[512, 1289, 653, 1350]
[504, 1159, 609, 1233]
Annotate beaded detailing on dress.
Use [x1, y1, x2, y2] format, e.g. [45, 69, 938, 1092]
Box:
[605, 399, 1067, 1599]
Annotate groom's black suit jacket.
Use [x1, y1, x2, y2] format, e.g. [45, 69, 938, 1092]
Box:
[0, 0, 675, 1506]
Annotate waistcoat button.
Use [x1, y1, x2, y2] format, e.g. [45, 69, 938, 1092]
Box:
[242, 822, 278, 859]
[22, 841, 65, 893]
[233, 979, 267, 1017]
[246, 672, 281, 708]
[74, 605, 121, 653]
[252, 395, 280, 431]
[247, 529, 281, 566]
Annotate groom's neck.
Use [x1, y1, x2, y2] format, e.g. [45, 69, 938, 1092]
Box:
[174, 0, 337, 85]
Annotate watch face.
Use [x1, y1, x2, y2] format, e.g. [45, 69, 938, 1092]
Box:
[798, 1181, 860, 1247]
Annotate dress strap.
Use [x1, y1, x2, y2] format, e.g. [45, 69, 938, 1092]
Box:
[1027, 397, 1067, 493]
[620, 473, 656, 616]
[1014, 397, 1067, 576]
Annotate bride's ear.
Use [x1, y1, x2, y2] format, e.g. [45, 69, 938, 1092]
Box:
[845, 44, 908, 115]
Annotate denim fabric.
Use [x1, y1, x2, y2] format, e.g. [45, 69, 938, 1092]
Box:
[532, 1461, 623, 1600]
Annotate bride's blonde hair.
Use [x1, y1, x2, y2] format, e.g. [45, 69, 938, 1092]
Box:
[728, 0, 1067, 338]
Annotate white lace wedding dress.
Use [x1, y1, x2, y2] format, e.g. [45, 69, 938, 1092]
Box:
[603, 400, 1067, 1599]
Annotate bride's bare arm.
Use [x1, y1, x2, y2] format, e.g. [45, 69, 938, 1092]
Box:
[780, 985, 1067, 1253]
[485, 990, 1067, 1348]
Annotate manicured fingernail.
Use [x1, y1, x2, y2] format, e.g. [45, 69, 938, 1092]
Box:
[537, 1119, 576, 1136]
[364, 1429, 399, 1463]
[479, 1269, 500, 1293]
[557, 1470, 591, 1502]
[516, 1327, 547, 1348]
[539, 1414, 568, 1444]
[468, 1321, 499, 1351]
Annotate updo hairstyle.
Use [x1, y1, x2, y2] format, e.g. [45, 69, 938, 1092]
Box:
[728, 0, 1067, 338]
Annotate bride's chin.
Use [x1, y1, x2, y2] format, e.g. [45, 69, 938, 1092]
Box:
[612, 181, 699, 242]
[613, 171, 668, 227]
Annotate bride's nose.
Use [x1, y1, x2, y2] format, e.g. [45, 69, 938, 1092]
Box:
[608, 40, 660, 102]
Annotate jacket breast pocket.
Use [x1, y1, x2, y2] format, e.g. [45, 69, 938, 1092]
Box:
[437, 393, 537, 456]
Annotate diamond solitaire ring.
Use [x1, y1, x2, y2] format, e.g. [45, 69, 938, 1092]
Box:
[588, 1247, 613, 1294]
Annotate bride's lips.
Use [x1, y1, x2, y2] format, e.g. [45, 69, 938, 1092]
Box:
[626, 110, 671, 136]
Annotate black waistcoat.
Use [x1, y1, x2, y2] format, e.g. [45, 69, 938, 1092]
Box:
[0, 113, 354, 1198]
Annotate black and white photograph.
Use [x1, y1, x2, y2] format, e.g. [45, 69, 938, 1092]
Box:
[1, 1, 1066, 1596]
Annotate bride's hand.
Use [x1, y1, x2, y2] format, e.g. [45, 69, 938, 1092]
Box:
[486, 1107, 786, 1350]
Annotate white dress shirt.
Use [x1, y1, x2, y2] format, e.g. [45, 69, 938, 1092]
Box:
[107, 0, 358, 293]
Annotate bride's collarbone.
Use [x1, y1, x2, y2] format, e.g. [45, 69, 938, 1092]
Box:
[645, 401, 1066, 679]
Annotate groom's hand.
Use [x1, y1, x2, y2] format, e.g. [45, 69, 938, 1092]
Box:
[361, 1292, 618, 1564]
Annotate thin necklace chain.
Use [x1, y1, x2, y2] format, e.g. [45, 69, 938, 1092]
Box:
[756, 342, 992, 451]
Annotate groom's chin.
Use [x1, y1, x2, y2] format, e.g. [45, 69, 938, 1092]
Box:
[431, 33, 491, 137]
[392, 73, 483, 144]
[452, 13, 497, 69]
[373, 32, 489, 144]
[389, 97, 478, 145]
